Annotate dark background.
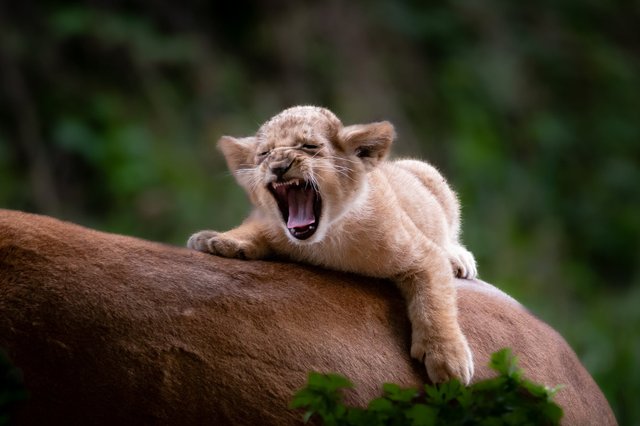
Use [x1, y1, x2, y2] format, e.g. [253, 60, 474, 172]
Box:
[1, 1, 638, 423]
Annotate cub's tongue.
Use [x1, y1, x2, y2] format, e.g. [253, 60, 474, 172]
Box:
[286, 187, 315, 229]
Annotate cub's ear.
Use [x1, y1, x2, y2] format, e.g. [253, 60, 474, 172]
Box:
[217, 136, 257, 173]
[338, 121, 395, 170]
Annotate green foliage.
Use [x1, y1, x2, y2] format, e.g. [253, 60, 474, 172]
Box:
[291, 349, 562, 426]
[0, 351, 27, 426]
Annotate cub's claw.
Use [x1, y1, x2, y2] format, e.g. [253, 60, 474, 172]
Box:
[448, 245, 478, 280]
[187, 230, 248, 259]
[411, 331, 474, 385]
[187, 230, 218, 252]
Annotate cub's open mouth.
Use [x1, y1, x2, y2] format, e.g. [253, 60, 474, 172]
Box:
[268, 179, 322, 240]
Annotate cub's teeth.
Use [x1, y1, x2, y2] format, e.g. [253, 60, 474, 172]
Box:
[272, 179, 302, 188]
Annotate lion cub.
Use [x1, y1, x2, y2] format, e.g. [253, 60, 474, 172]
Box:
[188, 106, 477, 384]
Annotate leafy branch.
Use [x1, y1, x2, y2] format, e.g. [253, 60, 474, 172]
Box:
[291, 348, 562, 426]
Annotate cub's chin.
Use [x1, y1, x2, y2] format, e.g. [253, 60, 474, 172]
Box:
[267, 179, 322, 240]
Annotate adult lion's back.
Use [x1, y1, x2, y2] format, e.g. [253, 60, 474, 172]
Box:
[0, 210, 616, 425]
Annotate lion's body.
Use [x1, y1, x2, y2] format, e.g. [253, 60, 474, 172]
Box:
[189, 106, 476, 383]
[265, 159, 473, 280]
[0, 209, 617, 425]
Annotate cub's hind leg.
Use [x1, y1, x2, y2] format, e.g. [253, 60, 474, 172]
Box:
[395, 160, 477, 280]
[394, 159, 462, 238]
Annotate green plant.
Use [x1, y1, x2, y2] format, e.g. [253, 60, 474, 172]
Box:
[291, 348, 562, 426]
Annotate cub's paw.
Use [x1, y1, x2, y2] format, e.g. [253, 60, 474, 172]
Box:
[448, 245, 478, 280]
[187, 230, 249, 259]
[411, 330, 474, 385]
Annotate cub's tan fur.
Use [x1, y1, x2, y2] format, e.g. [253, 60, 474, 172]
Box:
[188, 106, 477, 384]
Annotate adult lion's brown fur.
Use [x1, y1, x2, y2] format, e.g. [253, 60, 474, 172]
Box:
[0, 210, 616, 425]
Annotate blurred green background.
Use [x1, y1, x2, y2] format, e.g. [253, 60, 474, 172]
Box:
[1, 1, 638, 423]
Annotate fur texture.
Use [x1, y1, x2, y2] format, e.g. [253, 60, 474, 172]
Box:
[188, 106, 477, 383]
[0, 210, 617, 425]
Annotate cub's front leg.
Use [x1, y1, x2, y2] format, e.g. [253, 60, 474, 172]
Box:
[187, 220, 272, 260]
[395, 243, 474, 384]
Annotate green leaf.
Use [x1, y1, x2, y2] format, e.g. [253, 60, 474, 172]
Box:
[368, 397, 393, 412]
[439, 378, 463, 401]
[307, 372, 326, 388]
[424, 380, 462, 405]
[542, 401, 564, 423]
[303, 410, 314, 423]
[290, 388, 313, 406]
[455, 385, 473, 408]
[424, 384, 444, 404]
[382, 383, 402, 395]
[383, 382, 418, 402]
[346, 408, 370, 424]
[325, 373, 354, 391]
[489, 348, 522, 380]
[521, 379, 549, 398]
[406, 403, 437, 426]
[307, 372, 353, 393]
[335, 404, 347, 418]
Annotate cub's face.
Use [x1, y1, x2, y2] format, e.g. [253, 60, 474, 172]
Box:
[218, 106, 394, 243]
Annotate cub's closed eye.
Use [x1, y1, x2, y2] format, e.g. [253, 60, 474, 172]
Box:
[258, 151, 270, 156]
[302, 144, 319, 149]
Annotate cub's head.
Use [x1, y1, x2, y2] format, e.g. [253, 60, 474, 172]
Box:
[218, 106, 395, 243]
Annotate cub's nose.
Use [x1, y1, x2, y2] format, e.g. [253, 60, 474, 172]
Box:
[270, 161, 292, 179]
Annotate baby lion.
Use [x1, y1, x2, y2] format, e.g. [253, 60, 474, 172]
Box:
[188, 106, 477, 384]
